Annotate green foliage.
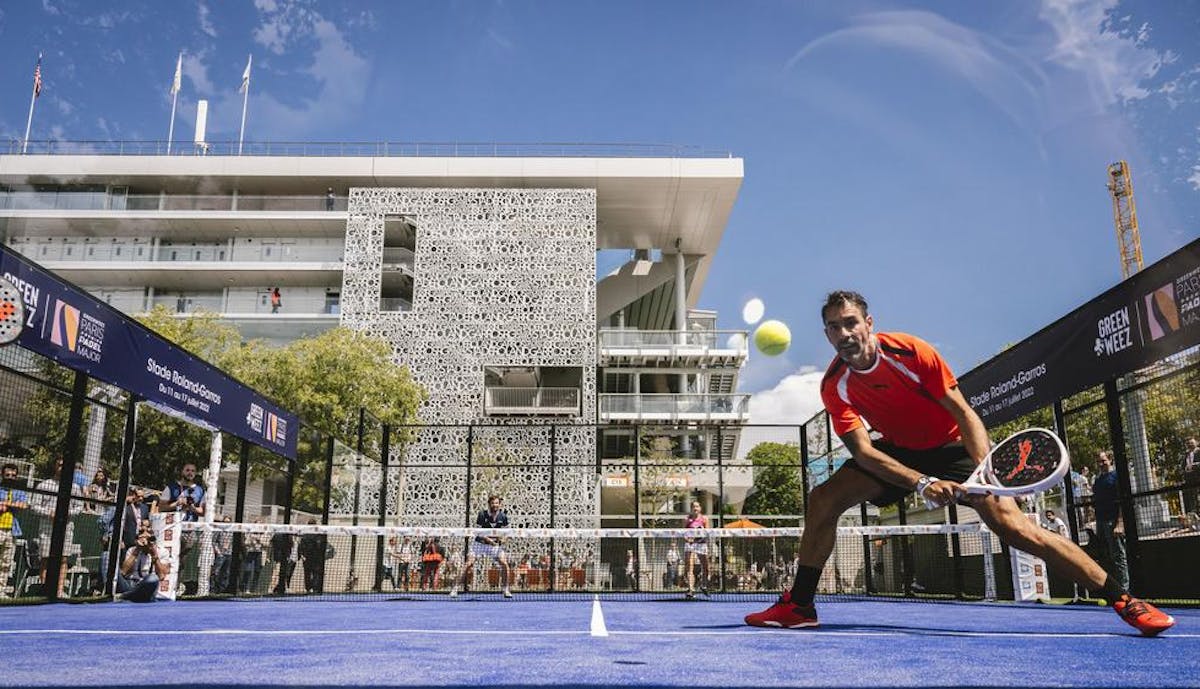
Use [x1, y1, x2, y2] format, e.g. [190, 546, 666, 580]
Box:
[22, 308, 427, 504]
[742, 441, 803, 518]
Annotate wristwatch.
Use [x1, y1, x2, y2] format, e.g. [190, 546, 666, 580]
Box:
[915, 475, 940, 499]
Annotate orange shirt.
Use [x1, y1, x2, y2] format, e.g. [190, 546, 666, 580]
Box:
[820, 332, 961, 450]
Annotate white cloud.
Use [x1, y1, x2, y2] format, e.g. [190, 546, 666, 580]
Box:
[1039, 0, 1167, 107]
[197, 1, 217, 38]
[1189, 165, 1200, 192]
[182, 53, 214, 96]
[738, 366, 825, 458]
[41, 0, 61, 16]
[253, 0, 320, 55]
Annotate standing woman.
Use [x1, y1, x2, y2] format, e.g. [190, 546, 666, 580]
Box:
[683, 500, 710, 599]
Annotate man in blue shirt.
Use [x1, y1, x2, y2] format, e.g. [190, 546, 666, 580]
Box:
[1092, 451, 1129, 593]
[1, 463, 30, 597]
[450, 494, 512, 598]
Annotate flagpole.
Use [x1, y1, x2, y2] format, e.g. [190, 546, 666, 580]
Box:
[167, 52, 182, 155]
[238, 54, 251, 155]
[22, 56, 40, 155]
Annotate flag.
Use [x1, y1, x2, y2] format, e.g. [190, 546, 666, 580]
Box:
[239, 54, 252, 94]
[33, 54, 43, 98]
[170, 53, 182, 95]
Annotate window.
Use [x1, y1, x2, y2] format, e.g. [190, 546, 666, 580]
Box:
[379, 215, 416, 312]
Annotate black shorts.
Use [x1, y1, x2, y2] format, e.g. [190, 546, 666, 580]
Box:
[842, 441, 976, 507]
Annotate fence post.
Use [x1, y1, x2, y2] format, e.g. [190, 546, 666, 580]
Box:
[45, 370, 89, 601]
[549, 424, 556, 595]
[717, 424, 726, 594]
[105, 396, 140, 597]
[374, 424, 390, 591]
[1104, 379, 1144, 590]
[898, 499, 913, 598]
[321, 435, 334, 525]
[1053, 401, 1081, 543]
[861, 503, 873, 595]
[229, 439, 251, 595]
[948, 503, 964, 599]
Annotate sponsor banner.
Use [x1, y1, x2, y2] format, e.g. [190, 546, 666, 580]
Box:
[0, 247, 298, 458]
[959, 239, 1200, 426]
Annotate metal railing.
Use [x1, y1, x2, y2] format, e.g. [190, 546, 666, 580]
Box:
[599, 393, 750, 418]
[0, 191, 347, 213]
[484, 387, 581, 416]
[378, 297, 412, 312]
[599, 329, 749, 354]
[381, 247, 415, 271]
[6, 140, 734, 159]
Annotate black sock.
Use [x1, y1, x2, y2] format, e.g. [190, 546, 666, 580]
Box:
[1100, 574, 1126, 602]
[789, 565, 822, 607]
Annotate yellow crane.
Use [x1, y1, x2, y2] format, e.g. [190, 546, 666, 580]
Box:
[1106, 160, 1144, 279]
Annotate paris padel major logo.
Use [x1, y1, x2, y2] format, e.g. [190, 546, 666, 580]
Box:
[246, 402, 288, 448]
[50, 298, 105, 363]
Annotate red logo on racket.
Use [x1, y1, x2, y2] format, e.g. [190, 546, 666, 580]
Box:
[1004, 438, 1043, 481]
[0, 301, 15, 320]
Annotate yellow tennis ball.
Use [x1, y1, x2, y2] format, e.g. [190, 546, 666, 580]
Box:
[754, 320, 791, 356]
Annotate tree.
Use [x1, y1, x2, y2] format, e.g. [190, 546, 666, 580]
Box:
[25, 307, 427, 506]
[742, 441, 803, 521]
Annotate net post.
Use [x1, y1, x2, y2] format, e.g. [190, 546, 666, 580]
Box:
[897, 499, 913, 598]
[860, 503, 873, 595]
[717, 424, 726, 593]
[948, 502, 965, 599]
[981, 529, 997, 601]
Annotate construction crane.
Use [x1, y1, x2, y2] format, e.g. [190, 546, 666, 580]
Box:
[1106, 160, 1144, 279]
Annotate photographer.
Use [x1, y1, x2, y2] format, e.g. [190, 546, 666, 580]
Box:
[160, 462, 204, 594]
[116, 520, 168, 603]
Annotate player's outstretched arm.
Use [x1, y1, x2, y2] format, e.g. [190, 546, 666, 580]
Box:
[938, 386, 992, 500]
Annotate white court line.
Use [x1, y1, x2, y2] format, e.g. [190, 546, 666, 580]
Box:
[2, 628, 1196, 639]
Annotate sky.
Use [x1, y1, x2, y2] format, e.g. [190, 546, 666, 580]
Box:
[0, 0, 1197, 431]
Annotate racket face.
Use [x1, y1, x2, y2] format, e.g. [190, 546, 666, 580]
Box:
[988, 429, 1064, 489]
[0, 276, 25, 345]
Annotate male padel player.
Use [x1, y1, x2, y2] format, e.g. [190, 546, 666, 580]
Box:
[745, 291, 1174, 636]
[451, 494, 513, 598]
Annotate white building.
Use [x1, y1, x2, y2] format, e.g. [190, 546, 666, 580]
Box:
[0, 144, 749, 529]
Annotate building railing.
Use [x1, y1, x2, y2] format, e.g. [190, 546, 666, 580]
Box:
[485, 387, 581, 416]
[381, 247, 415, 271]
[378, 297, 412, 312]
[6, 140, 733, 159]
[0, 191, 347, 212]
[599, 393, 750, 418]
[599, 329, 749, 354]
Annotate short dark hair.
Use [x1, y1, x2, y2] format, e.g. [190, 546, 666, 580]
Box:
[488, 494, 501, 502]
[821, 291, 869, 321]
[2, 462, 17, 473]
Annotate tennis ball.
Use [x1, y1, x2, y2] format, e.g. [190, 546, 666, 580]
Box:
[754, 320, 791, 356]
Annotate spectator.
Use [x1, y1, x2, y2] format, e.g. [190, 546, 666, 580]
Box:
[270, 529, 296, 595]
[298, 519, 326, 594]
[665, 543, 680, 589]
[325, 187, 336, 211]
[1093, 451, 1130, 595]
[419, 537, 443, 590]
[98, 485, 150, 595]
[383, 536, 412, 591]
[624, 549, 638, 591]
[240, 519, 265, 594]
[35, 458, 83, 597]
[116, 519, 169, 603]
[210, 515, 233, 593]
[270, 287, 282, 314]
[1043, 509, 1069, 539]
[1, 463, 30, 597]
[1183, 437, 1200, 516]
[81, 467, 114, 515]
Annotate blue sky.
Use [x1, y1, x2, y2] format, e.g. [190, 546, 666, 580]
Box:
[0, 0, 1197, 425]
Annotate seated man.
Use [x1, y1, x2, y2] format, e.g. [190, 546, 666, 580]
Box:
[117, 520, 169, 603]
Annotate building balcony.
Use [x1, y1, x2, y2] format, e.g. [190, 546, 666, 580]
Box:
[39, 260, 343, 289]
[599, 328, 748, 366]
[485, 387, 581, 416]
[0, 191, 347, 212]
[598, 393, 750, 423]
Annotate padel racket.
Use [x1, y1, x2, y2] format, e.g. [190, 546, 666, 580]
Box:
[0, 276, 25, 345]
[954, 427, 1070, 498]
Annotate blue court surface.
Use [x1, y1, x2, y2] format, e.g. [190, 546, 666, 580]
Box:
[1, 598, 1195, 688]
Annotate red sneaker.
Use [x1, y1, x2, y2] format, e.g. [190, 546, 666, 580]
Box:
[744, 591, 819, 629]
[1113, 595, 1175, 636]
